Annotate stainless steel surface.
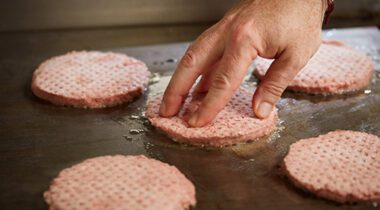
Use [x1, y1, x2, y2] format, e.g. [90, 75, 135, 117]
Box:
[0, 27, 379, 210]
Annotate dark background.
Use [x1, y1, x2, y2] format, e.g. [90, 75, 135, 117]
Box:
[1, 0, 380, 31]
[0, 0, 379, 46]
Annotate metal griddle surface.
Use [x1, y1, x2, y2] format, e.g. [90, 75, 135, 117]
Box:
[0, 27, 379, 210]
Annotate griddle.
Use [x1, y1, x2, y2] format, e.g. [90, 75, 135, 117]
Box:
[0, 27, 379, 210]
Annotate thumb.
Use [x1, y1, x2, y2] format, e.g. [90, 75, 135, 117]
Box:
[252, 52, 307, 118]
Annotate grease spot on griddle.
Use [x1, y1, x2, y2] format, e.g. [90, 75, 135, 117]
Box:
[149, 73, 161, 85]
[129, 129, 145, 135]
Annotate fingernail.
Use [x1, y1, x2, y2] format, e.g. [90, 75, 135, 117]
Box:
[159, 101, 166, 116]
[257, 102, 272, 118]
[188, 113, 199, 127]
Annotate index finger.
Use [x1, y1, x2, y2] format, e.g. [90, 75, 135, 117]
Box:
[159, 28, 223, 117]
[188, 44, 256, 127]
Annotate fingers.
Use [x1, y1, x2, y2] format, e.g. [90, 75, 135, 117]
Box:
[252, 49, 307, 118]
[159, 27, 224, 117]
[188, 43, 257, 127]
[195, 73, 213, 93]
[194, 61, 220, 93]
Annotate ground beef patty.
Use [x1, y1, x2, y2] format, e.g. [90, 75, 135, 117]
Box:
[44, 155, 196, 210]
[284, 130, 380, 203]
[146, 87, 278, 147]
[31, 51, 150, 108]
[254, 40, 374, 94]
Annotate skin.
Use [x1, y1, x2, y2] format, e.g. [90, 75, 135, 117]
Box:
[160, 0, 326, 127]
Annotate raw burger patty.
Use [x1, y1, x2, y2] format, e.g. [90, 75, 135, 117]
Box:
[254, 40, 374, 94]
[146, 87, 278, 147]
[44, 155, 196, 210]
[31, 51, 150, 108]
[284, 130, 380, 203]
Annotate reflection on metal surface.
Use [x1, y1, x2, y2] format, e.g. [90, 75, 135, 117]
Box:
[147, 75, 172, 100]
[324, 29, 337, 38]
[149, 72, 161, 85]
[129, 115, 140, 120]
[129, 129, 145, 135]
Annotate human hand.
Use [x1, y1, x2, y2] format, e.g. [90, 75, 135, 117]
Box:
[160, 0, 326, 127]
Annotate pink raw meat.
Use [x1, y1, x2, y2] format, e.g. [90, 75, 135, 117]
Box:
[44, 155, 196, 210]
[254, 40, 374, 94]
[32, 51, 150, 108]
[284, 130, 380, 203]
[146, 87, 278, 147]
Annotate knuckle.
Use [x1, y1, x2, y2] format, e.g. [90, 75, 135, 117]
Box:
[180, 49, 196, 69]
[212, 72, 233, 91]
[261, 82, 285, 100]
[221, 14, 234, 24]
[221, 9, 236, 24]
[215, 15, 234, 31]
[231, 22, 251, 44]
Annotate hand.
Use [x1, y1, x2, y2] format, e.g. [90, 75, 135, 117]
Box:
[160, 0, 325, 127]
